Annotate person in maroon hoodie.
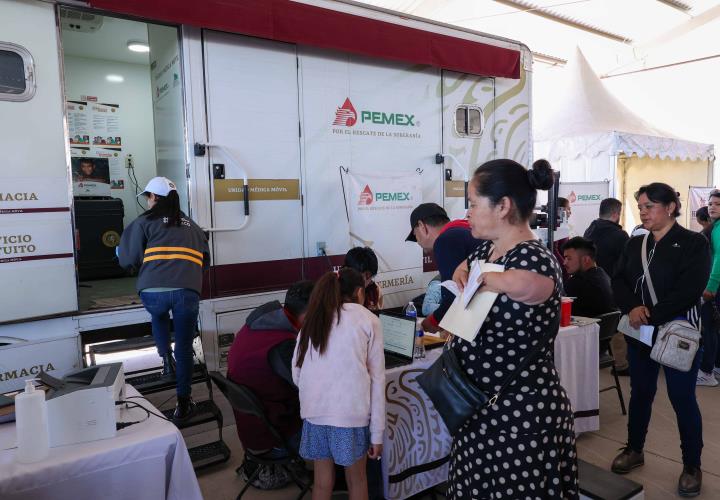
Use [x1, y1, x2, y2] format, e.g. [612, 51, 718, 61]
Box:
[227, 281, 314, 462]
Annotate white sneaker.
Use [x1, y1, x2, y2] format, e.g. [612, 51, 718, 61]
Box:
[697, 371, 719, 387]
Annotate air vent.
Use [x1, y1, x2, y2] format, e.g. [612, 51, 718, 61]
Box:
[59, 8, 104, 33]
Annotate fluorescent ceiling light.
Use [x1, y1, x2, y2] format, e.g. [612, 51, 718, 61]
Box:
[106, 74, 124, 83]
[127, 40, 149, 53]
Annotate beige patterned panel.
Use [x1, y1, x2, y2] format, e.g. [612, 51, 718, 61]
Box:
[383, 351, 451, 499]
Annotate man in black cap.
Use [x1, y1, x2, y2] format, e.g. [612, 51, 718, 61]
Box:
[407, 203, 482, 332]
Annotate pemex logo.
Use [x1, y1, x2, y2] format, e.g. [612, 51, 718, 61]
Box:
[358, 185, 373, 205]
[333, 98, 357, 127]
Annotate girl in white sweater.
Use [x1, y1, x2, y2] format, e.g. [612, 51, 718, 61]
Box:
[292, 268, 385, 500]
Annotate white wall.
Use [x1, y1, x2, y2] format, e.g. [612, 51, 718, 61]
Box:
[63, 56, 158, 226]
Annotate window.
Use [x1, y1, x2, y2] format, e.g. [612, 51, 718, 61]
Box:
[0, 42, 35, 101]
[454, 105, 484, 138]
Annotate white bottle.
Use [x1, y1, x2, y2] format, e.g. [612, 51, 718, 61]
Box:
[15, 379, 50, 463]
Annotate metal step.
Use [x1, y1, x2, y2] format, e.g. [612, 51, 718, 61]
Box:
[126, 364, 207, 395]
[161, 399, 222, 430]
[188, 439, 231, 470]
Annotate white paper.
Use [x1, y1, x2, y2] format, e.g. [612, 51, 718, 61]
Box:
[617, 314, 654, 346]
[439, 262, 505, 342]
[463, 260, 483, 308]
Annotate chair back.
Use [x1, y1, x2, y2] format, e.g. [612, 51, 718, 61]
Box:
[208, 371, 290, 450]
[596, 311, 622, 343]
[267, 343, 296, 388]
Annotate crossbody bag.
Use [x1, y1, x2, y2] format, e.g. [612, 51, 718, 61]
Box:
[641, 233, 701, 372]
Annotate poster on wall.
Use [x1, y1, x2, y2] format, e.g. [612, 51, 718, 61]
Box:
[559, 181, 610, 237]
[688, 186, 716, 231]
[94, 148, 125, 190]
[90, 103, 121, 148]
[71, 155, 111, 197]
[342, 169, 421, 273]
[67, 100, 90, 146]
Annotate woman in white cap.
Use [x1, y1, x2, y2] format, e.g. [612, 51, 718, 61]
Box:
[118, 177, 209, 421]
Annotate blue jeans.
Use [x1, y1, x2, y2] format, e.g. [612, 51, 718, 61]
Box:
[140, 289, 200, 397]
[700, 300, 719, 373]
[627, 341, 703, 467]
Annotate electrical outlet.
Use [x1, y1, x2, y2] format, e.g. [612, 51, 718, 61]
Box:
[316, 241, 326, 256]
[125, 154, 134, 169]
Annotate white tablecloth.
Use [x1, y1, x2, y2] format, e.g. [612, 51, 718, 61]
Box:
[555, 322, 600, 434]
[0, 385, 202, 500]
[382, 322, 599, 499]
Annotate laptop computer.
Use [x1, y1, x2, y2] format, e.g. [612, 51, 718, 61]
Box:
[379, 313, 416, 369]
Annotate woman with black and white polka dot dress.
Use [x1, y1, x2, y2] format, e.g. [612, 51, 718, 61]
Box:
[448, 159, 579, 499]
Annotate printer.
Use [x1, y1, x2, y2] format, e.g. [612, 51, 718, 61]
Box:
[40, 362, 125, 447]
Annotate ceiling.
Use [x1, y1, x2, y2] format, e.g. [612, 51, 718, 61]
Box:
[356, 0, 720, 77]
[60, 12, 150, 66]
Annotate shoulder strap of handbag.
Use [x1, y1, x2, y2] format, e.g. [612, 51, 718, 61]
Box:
[483, 312, 561, 407]
[641, 232, 659, 306]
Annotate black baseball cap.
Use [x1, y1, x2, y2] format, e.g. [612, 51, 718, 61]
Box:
[406, 203, 449, 242]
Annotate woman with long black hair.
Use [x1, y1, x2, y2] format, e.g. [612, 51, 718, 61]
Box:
[118, 177, 209, 421]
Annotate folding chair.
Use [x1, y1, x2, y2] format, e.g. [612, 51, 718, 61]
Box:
[208, 371, 311, 500]
[597, 311, 626, 415]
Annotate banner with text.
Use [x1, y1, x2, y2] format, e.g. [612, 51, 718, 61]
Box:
[559, 181, 610, 237]
[688, 186, 716, 231]
[343, 170, 421, 273]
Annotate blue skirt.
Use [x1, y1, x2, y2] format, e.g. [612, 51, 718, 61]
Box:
[299, 420, 370, 466]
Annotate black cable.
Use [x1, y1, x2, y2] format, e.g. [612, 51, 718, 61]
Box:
[126, 393, 176, 410]
[116, 399, 171, 422]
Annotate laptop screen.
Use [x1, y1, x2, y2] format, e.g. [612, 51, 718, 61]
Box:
[379, 313, 416, 359]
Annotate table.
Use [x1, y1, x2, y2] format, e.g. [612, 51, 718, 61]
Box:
[0, 385, 202, 500]
[382, 322, 599, 499]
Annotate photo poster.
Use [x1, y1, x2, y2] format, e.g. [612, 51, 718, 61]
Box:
[688, 186, 716, 231]
[67, 100, 90, 146]
[342, 169, 421, 273]
[71, 153, 111, 197]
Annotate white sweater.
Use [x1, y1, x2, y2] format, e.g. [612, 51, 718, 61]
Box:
[291, 303, 386, 444]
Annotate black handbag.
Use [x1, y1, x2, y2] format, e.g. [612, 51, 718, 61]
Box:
[417, 314, 559, 435]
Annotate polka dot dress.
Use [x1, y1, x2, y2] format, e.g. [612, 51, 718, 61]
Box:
[447, 240, 579, 500]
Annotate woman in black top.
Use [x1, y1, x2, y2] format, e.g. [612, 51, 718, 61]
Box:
[449, 159, 578, 499]
[611, 183, 709, 497]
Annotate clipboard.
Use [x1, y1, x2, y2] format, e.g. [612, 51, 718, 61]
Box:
[439, 261, 505, 342]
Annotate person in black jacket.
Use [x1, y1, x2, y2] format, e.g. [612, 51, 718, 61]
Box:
[610, 183, 710, 497]
[118, 177, 209, 421]
[562, 237, 615, 318]
[584, 197, 629, 277]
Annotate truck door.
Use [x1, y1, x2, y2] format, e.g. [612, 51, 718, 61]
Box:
[202, 32, 304, 296]
[0, 0, 78, 323]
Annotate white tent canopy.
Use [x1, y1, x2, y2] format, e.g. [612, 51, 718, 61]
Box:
[535, 48, 714, 162]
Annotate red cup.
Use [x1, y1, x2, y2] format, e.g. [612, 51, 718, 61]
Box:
[560, 297, 573, 327]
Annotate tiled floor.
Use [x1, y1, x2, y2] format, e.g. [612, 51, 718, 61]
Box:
[190, 369, 720, 499]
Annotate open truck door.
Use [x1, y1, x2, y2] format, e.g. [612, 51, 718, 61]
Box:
[1, 0, 78, 324]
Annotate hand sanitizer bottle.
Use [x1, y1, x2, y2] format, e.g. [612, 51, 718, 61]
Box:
[15, 379, 49, 463]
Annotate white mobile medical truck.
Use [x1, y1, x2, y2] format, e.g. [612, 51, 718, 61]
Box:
[0, 0, 533, 392]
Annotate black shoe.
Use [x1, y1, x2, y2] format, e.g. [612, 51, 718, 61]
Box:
[173, 395, 195, 422]
[161, 353, 176, 378]
[611, 446, 644, 474]
[678, 466, 702, 497]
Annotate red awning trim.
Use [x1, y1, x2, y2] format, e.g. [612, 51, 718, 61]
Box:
[88, 0, 521, 79]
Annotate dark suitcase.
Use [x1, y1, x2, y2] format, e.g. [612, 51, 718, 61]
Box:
[74, 197, 126, 280]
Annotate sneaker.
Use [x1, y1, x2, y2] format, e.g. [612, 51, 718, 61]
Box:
[696, 371, 718, 387]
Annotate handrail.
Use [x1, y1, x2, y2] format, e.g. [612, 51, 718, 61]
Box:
[203, 144, 250, 233]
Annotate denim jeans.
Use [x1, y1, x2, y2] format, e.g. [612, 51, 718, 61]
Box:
[626, 341, 703, 467]
[140, 289, 200, 397]
[700, 300, 719, 373]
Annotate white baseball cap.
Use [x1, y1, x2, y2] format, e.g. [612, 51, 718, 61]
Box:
[140, 176, 177, 197]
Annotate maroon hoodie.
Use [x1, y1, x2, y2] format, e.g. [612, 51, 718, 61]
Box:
[227, 301, 302, 451]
